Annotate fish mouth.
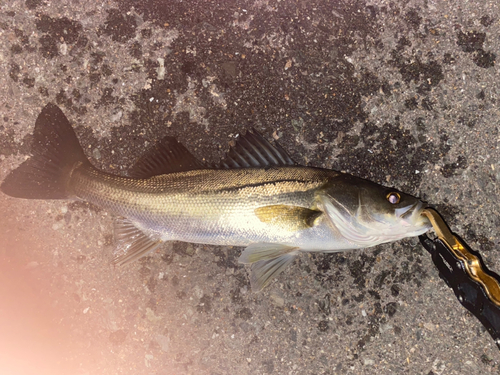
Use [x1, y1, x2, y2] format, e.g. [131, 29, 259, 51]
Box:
[397, 201, 431, 227]
[396, 201, 419, 219]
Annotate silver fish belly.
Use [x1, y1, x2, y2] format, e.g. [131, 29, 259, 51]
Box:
[70, 166, 344, 247]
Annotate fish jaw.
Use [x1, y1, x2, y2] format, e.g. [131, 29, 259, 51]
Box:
[318, 194, 431, 249]
[396, 200, 432, 232]
[363, 199, 432, 238]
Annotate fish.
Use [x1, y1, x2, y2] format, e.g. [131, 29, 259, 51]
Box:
[1, 103, 431, 291]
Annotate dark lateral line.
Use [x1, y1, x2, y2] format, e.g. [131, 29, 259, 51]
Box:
[206, 179, 322, 194]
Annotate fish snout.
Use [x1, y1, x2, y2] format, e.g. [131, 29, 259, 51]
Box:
[397, 200, 431, 228]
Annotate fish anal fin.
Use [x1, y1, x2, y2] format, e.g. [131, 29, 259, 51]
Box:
[255, 205, 322, 231]
[113, 217, 162, 266]
[220, 129, 296, 169]
[128, 136, 205, 178]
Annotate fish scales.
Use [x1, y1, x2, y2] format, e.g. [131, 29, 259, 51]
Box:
[69, 166, 334, 246]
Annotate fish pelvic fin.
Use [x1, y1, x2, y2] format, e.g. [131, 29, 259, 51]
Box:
[1, 103, 91, 199]
[238, 243, 299, 291]
[113, 217, 163, 266]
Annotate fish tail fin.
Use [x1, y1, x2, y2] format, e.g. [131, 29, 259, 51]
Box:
[1, 103, 91, 199]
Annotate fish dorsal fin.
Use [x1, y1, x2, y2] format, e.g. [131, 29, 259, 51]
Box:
[113, 217, 163, 266]
[128, 136, 205, 178]
[221, 129, 295, 169]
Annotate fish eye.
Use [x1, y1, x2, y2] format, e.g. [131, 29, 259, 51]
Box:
[386, 192, 401, 204]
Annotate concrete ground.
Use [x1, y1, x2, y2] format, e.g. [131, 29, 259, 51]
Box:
[1, 0, 499, 374]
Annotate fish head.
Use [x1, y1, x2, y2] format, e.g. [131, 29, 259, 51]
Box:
[357, 182, 431, 237]
[320, 176, 431, 247]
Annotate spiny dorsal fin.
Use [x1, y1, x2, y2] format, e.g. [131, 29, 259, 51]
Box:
[220, 129, 295, 169]
[113, 217, 162, 266]
[128, 136, 205, 178]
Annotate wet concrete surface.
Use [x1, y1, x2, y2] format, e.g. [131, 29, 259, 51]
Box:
[1, 0, 500, 374]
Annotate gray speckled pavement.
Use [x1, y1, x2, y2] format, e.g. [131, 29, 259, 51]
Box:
[1, 1, 499, 374]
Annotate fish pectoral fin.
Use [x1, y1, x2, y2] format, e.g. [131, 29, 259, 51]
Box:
[254, 205, 323, 231]
[128, 136, 205, 178]
[238, 243, 299, 291]
[112, 217, 163, 266]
